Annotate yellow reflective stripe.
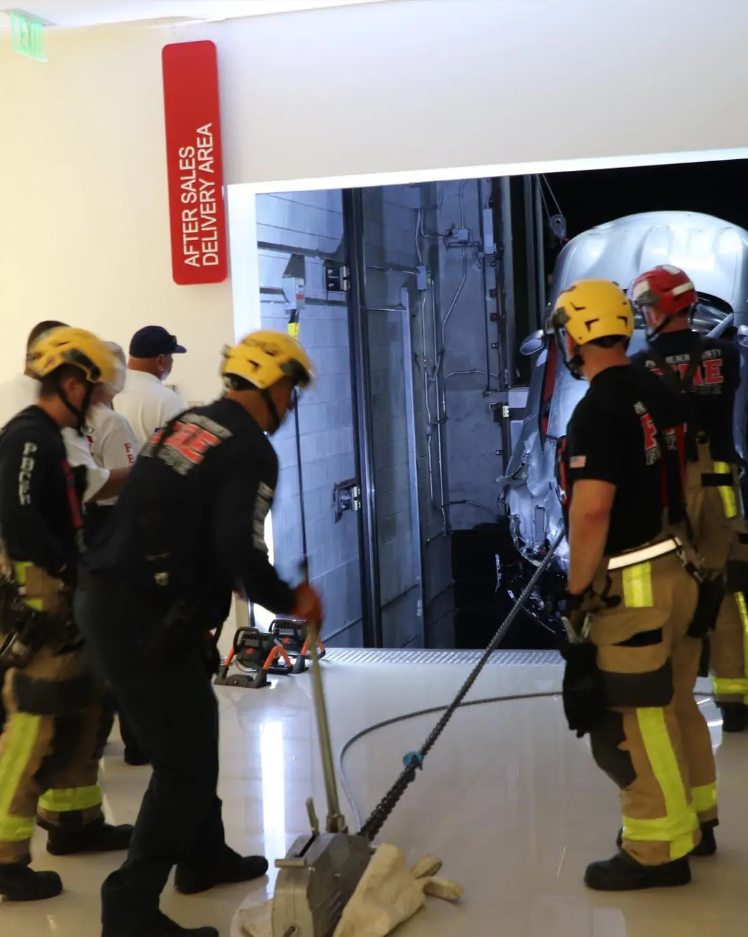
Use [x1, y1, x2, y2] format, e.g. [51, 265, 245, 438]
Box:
[622, 815, 696, 863]
[0, 815, 36, 842]
[622, 561, 653, 608]
[692, 782, 717, 817]
[712, 676, 748, 696]
[12, 561, 43, 611]
[737, 592, 748, 687]
[38, 785, 103, 814]
[714, 461, 738, 519]
[0, 712, 41, 845]
[635, 707, 698, 861]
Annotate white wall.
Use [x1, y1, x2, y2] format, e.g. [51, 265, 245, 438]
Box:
[1, 0, 748, 401]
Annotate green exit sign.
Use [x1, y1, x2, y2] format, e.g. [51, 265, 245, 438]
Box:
[10, 10, 46, 62]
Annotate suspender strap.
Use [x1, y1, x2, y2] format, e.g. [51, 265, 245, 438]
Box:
[701, 472, 735, 487]
[640, 391, 694, 544]
[645, 337, 706, 394]
[138, 416, 183, 588]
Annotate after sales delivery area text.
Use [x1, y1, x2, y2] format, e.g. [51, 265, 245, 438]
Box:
[178, 123, 220, 269]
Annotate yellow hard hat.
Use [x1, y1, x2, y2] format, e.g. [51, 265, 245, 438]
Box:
[548, 279, 634, 345]
[221, 330, 314, 390]
[28, 327, 118, 386]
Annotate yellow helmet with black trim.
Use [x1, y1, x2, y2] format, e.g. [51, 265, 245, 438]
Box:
[221, 330, 314, 390]
[547, 279, 634, 345]
[28, 327, 118, 386]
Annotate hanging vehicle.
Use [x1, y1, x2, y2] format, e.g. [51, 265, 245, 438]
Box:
[498, 211, 748, 626]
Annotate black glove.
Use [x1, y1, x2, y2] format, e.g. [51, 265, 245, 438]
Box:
[200, 633, 222, 677]
[55, 564, 77, 590]
[559, 640, 605, 738]
[560, 589, 590, 643]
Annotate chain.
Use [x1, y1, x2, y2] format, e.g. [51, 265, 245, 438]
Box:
[359, 530, 565, 841]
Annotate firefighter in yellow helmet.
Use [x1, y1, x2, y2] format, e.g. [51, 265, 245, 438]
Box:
[550, 280, 717, 890]
[74, 331, 322, 937]
[0, 327, 133, 901]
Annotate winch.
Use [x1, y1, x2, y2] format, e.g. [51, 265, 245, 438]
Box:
[271, 631, 372, 937]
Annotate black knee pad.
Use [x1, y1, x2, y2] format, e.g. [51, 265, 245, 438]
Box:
[590, 711, 636, 789]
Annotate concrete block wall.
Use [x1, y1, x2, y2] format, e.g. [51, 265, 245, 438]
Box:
[362, 186, 423, 647]
[256, 190, 362, 647]
[436, 181, 502, 533]
[412, 184, 456, 646]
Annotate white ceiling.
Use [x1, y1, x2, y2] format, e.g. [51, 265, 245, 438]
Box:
[1, 0, 388, 29]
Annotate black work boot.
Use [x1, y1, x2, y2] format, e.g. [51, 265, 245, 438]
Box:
[720, 703, 748, 733]
[174, 845, 268, 895]
[46, 817, 133, 856]
[616, 823, 716, 857]
[102, 911, 218, 937]
[585, 851, 691, 891]
[693, 824, 717, 856]
[0, 863, 63, 901]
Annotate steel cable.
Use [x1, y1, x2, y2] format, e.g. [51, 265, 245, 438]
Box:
[341, 688, 715, 833]
[358, 529, 565, 840]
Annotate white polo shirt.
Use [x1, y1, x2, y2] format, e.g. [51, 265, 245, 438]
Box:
[114, 370, 185, 448]
[84, 405, 139, 506]
[0, 373, 109, 501]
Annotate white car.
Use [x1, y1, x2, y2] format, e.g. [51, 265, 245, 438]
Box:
[498, 210, 748, 632]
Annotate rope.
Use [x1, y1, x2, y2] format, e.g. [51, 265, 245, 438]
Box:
[358, 529, 565, 841]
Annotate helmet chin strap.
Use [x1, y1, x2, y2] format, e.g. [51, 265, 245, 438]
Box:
[645, 318, 669, 342]
[566, 351, 585, 380]
[554, 327, 585, 381]
[644, 305, 693, 342]
[59, 382, 94, 434]
[261, 388, 282, 435]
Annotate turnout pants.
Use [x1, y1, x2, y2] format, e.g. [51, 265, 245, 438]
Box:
[686, 443, 748, 705]
[74, 573, 226, 931]
[0, 643, 110, 865]
[587, 552, 717, 866]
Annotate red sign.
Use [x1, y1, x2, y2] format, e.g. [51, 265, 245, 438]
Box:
[162, 41, 228, 285]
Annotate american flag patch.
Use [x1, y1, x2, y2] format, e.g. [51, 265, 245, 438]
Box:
[570, 455, 587, 468]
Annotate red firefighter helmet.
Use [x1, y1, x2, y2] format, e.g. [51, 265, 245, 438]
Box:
[629, 264, 697, 317]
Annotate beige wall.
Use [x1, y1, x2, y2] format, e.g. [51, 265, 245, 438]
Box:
[1, 0, 747, 402]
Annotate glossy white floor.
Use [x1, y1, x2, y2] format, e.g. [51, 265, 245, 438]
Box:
[2, 649, 746, 937]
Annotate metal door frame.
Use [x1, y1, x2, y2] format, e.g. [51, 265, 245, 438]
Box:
[342, 188, 382, 648]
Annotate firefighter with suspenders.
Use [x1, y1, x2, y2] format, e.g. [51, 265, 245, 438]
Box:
[0, 328, 132, 901]
[551, 279, 717, 891]
[73, 331, 322, 937]
[630, 265, 748, 732]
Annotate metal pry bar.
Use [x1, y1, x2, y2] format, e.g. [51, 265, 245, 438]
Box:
[307, 626, 347, 833]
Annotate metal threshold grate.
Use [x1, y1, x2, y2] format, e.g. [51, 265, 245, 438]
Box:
[324, 648, 561, 666]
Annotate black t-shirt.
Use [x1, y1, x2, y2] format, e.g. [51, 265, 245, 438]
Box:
[83, 397, 295, 625]
[630, 330, 740, 463]
[563, 365, 686, 556]
[0, 406, 81, 574]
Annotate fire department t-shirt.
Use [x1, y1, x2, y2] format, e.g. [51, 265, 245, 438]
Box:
[565, 364, 686, 556]
[630, 331, 739, 463]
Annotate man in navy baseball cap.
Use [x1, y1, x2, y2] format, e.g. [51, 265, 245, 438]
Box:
[114, 327, 188, 448]
[129, 325, 187, 361]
